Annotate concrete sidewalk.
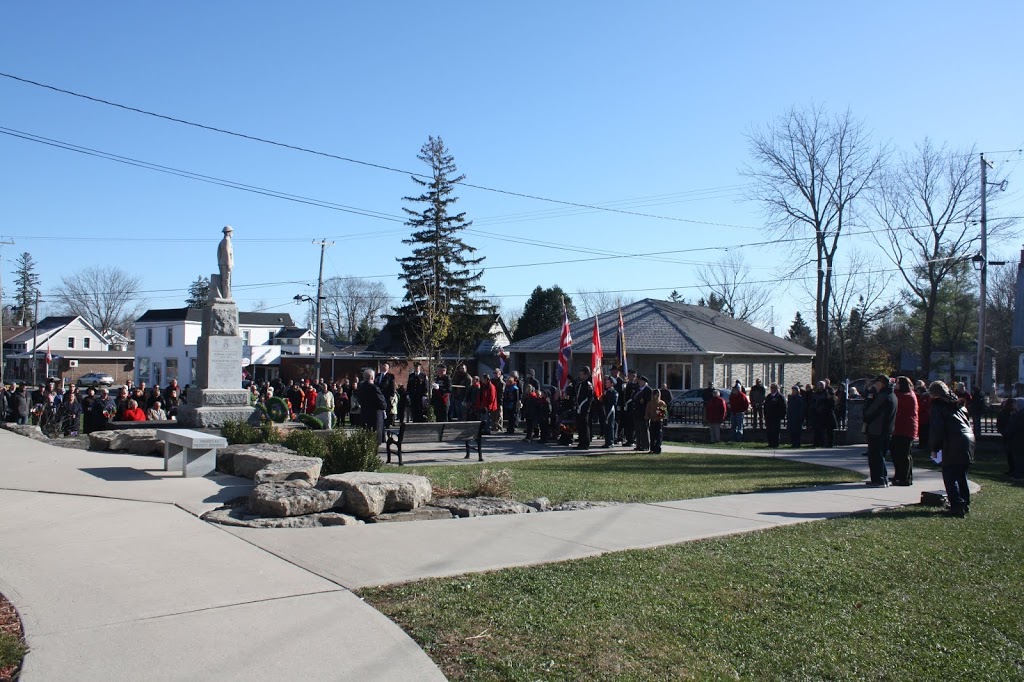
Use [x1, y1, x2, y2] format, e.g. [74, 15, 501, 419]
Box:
[0, 427, 974, 680]
[0, 429, 446, 681]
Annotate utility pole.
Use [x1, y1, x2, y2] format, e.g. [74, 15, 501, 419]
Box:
[0, 237, 13, 383]
[977, 154, 995, 394]
[312, 239, 334, 383]
[31, 290, 40, 387]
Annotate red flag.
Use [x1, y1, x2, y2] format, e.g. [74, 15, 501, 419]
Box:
[45, 342, 52, 366]
[556, 302, 572, 393]
[591, 317, 603, 399]
[616, 307, 628, 375]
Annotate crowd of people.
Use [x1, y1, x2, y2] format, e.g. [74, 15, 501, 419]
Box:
[0, 378, 184, 435]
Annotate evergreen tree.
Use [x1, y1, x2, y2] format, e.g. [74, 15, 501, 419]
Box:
[354, 319, 379, 345]
[514, 285, 578, 341]
[12, 252, 41, 326]
[395, 136, 492, 358]
[698, 293, 727, 313]
[786, 312, 816, 350]
[185, 276, 210, 308]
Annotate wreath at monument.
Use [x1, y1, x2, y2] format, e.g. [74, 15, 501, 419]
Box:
[267, 397, 290, 423]
[297, 413, 324, 430]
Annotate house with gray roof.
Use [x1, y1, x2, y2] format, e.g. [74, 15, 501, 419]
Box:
[507, 299, 814, 394]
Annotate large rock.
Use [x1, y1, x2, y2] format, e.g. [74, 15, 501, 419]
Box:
[225, 444, 306, 479]
[109, 429, 164, 456]
[254, 458, 323, 485]
[202, 507, 362, 528]
[366, 506, 455, 523]
[550, 501, 620, 512]
[1, 422, 49, 442]
[88, 430, 117, 450]
[318, 472, 433, 518]
[249, 481, 344, 517]
[431, 496, 536, 518]
[526, 497, 552, 512]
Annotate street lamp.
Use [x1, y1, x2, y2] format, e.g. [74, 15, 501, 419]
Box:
[294, 294, 324, 382]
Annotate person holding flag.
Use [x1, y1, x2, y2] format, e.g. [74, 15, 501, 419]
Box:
[556, 302, 573, 395]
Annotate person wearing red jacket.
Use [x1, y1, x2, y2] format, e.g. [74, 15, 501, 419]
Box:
[706, 389, 728, 443]
[475, 375, 498, 435]
[728, 384, 751, 442]
[891, 376, 918, 485]
[121, 399, 147, 422]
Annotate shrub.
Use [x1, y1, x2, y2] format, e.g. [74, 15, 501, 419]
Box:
[469, 469, 513, 499]
[297, 413, 324, 430]
[222, 420, 264, 445]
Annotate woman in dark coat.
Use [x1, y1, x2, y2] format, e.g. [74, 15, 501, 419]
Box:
[928, 381, 976, 517]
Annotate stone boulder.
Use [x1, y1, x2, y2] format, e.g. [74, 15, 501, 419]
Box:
[88, 430, 118, 450]
[224, 444, 306, 479]
[318, 472, 433, 518]
[248, 481, 344, 518]
[253, 458, 323, 485]
[202, 507, 362, 528]
[366, 506, 455, 523]
[1, 423, 49, 442]
[549, 501, 620, 512]
[110, 429, 163, 456]
[431, 496, 536, 518]
[525, 497, 551, 512]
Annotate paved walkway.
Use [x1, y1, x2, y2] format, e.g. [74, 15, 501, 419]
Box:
[0, 427, 974, 680]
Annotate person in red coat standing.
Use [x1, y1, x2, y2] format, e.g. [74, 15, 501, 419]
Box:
[706, 389, 728, 443]
[475, 375, 498, 435]
[729, 384, 751, 442]
[891, 376, 918, 485]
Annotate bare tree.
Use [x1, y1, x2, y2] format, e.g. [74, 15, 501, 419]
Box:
[744, 105, 887, 380]
[321, 277, 391, 342]
[696, 252, 773, 326]
[824, 250, 895, 379]
[55, 266, 145, 334]
[870, 140, 1012, 377]
[574, 289, 636, 318]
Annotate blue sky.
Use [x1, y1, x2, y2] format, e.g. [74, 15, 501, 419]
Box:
[2, 1, 1022, 333]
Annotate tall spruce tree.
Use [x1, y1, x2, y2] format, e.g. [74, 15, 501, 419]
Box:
[515, 286, 578, 341]
[12, 252, 41, 326]
[396, 136, 492, 358]
[786, 312, 816, 350]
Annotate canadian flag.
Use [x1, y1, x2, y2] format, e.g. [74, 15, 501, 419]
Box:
[45, 343, 52, 366]
[591, 317, 603, 399]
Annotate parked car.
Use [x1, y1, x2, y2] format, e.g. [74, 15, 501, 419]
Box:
[76, 372, 115, 388]
[675, 388, 729, 403]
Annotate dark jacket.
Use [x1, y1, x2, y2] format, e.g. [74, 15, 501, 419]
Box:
[786, 393, 805, 429]
[863, 383, 897, 438]
[764, 392, 786, 421]
[356, 380, 387, 414]
[930, 394, 976, 467]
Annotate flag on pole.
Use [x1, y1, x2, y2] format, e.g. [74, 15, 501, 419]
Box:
[556, 302, 573, 393]
[498, 345, 508, 373]
[592, 316, 604, 399]
[616, 307, 628, 375]
[45, 342, 52, 366]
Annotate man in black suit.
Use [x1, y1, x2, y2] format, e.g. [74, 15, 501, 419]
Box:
[376, 362, 397, 426]
[407, 362, 429, 423]
[358, 369, 388, 444]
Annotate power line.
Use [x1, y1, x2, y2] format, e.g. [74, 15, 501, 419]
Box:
[0, 71, 759, 229]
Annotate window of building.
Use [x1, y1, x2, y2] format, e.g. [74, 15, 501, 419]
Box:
[656, 362, 692, 391]
[242, 330, 251, 345]
[541, 360, 556, 387]
[166, 358, 178, 382]
[146, 328, 153, 347]
[138, 357, 150, 384]
[67, 337, 75, 349]
[83, 337, 91, 349]
[166, 327, 174, 347]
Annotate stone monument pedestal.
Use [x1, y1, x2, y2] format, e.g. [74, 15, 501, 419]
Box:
[178, 301, 256, 428]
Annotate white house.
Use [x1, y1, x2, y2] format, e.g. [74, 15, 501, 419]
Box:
[133, 308, 301, 387]
[2, 316, 133, 385]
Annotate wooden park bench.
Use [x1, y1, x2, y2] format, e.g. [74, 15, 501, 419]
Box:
[154, 428, 228, 477]
[385, 421, 484, 466]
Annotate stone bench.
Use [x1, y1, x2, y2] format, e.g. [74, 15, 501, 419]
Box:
[385, 421, 483, 466]
[155, 428, 228, 477]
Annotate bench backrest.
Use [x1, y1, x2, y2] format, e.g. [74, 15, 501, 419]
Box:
[397, 421, 480, 444]
[154, 428, 228, 448]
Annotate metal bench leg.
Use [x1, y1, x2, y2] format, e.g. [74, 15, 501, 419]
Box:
[386, 441, 392, 464]
[465, 440, 471, 459]
[397, 442, 403, 466]
[477, 435, 483, 462]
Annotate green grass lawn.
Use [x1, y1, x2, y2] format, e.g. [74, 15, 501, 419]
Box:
[362, 454, 1024, 681]
[384, 451, 861, 504]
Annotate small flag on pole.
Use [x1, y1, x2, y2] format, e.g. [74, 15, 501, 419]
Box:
[45, 342, 52, 366]
[616, 307, 628, 375]
[556, 302, 573, 394]
[498, 345, 508, 373]
[592, 316, 604, 399]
